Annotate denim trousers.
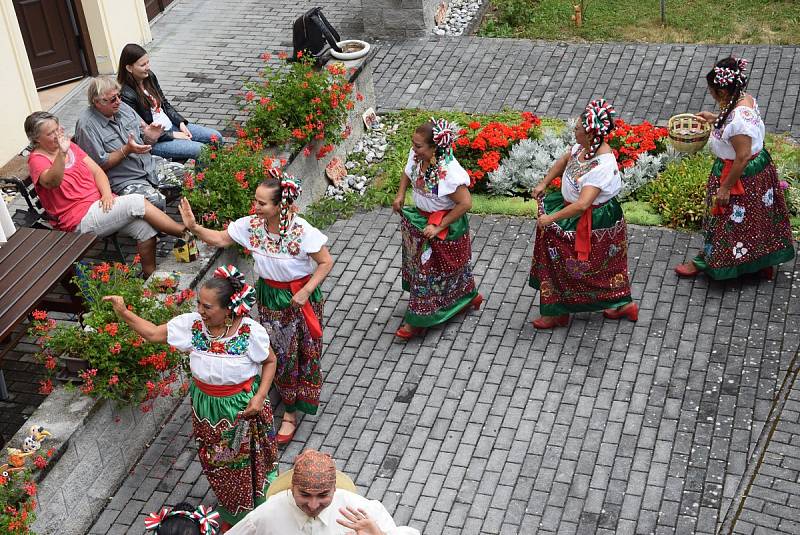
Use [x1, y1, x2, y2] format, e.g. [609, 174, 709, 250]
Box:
[150, 123, 222, 161]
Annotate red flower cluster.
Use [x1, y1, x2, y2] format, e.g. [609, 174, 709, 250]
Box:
[606, 119, 668, 170]
[454, 112, 542, 189]
[139, 351, 169, 371]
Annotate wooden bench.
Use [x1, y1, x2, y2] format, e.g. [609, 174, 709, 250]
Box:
[0, 228, 96, 400]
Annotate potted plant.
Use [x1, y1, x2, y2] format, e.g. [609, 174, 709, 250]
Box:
[30, 259, 194, 410]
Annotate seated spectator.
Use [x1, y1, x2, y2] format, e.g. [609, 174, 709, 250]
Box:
[118, 43, 222, 161]
[25, 111, 185, 277]
[228, 449, 419, 535]
[144, 502, 220, 534]
[74, 76, 175, 211]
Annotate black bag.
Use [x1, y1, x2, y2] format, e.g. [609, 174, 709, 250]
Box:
[292, 7, 342, 60]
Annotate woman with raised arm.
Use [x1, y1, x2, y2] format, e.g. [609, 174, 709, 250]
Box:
[179, 170, 333, 445]
[105, 266, 278, 530]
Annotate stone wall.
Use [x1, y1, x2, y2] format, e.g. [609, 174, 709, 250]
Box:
[363, 0, 440, 38]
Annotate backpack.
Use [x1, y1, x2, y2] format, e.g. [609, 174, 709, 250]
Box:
[292, 7, 342, 60]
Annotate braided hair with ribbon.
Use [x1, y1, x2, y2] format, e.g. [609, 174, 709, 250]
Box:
[207, 265, 256, 316]
[706, 56, 749, 130]
[263, 168, 302, 253]
[144, 503, 220, 535]
[414, 118, 460, 191]
[581, 99, 617, 159]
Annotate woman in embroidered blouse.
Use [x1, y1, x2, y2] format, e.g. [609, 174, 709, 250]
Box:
[179, 170, 333, 446]
[104, 266, 279, 529]
[529, 99, 637, 329]
[392, 119, 482, 339]
[117, 43, 222, 161]
[675, 57, 794, 280]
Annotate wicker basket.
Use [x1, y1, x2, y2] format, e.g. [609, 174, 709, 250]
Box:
[668, 114, 711, 154]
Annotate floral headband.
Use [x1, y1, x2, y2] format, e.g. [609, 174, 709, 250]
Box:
[713, 58, 748, 88]
[144, 505, 220, 535]
[582, 99, 616, 137]
[213, 265, 256, 315]
[268, 168, 302, 247]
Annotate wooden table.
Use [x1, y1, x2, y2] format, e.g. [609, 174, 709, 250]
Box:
[0, 228, 97, 399]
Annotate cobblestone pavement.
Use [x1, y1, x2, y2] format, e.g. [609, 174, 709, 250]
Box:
[732, 361, 800, 535]
[372, 37, 800, 137]
[90, 207, 800, 535]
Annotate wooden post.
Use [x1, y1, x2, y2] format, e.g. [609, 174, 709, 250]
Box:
[571, 4, 582, 27]
[660, 0, 666, 24]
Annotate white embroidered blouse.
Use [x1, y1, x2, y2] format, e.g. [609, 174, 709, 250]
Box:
[167, 312, 270, 385]
[561, 144, 622, 204]
[403, 148, 471, 212]
[708, 102, 765, 160]
[226, 215, 328, 282]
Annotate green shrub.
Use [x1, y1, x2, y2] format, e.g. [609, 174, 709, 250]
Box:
[621, 201, 663, 226]
[638, 153, 713, 230]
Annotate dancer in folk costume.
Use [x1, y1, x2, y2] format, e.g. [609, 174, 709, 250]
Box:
[529, 99, 638, 329]
[675, 57, 794, 280]
[180, 170, 333, 445]
[105, 267, 279, 529]
[391, 119, 483, 339]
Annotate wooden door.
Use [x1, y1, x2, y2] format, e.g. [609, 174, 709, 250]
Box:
[145, 0, 175, 21]
[13, 0, 86, 89]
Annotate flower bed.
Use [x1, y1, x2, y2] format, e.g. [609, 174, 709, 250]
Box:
[454, 112, 542, 191]
[30, 261, 193, 410]
[302, 109, 800, 234]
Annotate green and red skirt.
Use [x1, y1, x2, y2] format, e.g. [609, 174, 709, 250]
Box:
[529, 192, 632, 315]
[256, 278, 323, 415]
[400, 206, 478, 327]
[692, 150, 794, 279]
[190, 376, 278, 525]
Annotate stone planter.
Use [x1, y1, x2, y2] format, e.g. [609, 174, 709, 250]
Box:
[56, 353, 90, 382]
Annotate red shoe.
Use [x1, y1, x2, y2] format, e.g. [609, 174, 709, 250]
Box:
[532, 315, 569, 329]
[276, 420, 296, 445]
[603, 302, 639, 321]
[674, 262, 700, 277]
[470, 293, 483, 310]
[395, 325, 422, 339]
[759, 266, 775, 280]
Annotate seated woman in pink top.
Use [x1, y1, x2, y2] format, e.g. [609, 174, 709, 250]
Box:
[24, 111, 184, 276]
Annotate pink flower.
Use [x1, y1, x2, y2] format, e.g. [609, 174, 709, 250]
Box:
[779, 180, 789, 190]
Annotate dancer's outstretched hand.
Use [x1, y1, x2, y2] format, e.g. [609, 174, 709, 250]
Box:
[179, 197, 198, 231]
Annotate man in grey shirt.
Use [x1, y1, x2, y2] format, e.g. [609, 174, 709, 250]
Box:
[75, 76, 171, 211]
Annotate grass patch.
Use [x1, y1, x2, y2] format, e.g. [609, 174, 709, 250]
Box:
[621, 200, 663, 226]
[479, 0, 800, 44]
[472, 194, 537, 217]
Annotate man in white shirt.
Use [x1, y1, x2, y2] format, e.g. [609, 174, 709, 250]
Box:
[228, 449, 419, 535]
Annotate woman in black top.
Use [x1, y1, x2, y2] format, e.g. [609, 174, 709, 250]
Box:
[117, 43, 222, 161]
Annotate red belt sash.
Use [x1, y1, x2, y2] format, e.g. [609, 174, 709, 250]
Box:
[194, 376, 254, 397]
[262, 275, 323, 339]
[711, 154, 757, 215]
[417, 209, 449, 240]
[563, 201, 593, 261]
